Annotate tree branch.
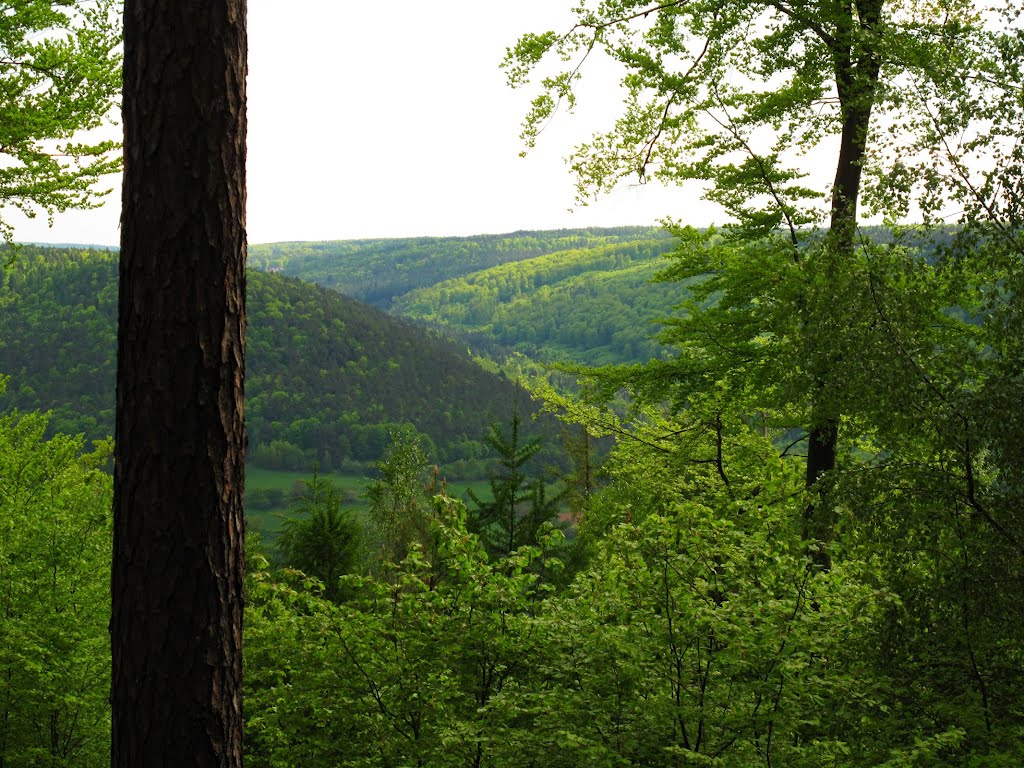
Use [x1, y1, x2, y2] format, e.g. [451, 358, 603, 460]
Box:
[706, 86, 803, 257]
[570, 0, 693, 35]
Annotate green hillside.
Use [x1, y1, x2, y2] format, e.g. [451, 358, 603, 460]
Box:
[247, 226, 670, 308]
[249, 229, 688, 366]
[252, 227, 956, 369]
[0, 245, 552, 476]
[392, 238, 687, 365]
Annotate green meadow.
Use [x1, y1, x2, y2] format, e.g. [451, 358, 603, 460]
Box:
[245, 465, 492, 538]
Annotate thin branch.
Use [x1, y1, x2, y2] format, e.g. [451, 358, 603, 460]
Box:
[0, 57, 60, 77]
[569, 0, 692, 35]
[714, 412, 732, 491]
[865, 266, 959, 415]
[778, 432, 807, 459]
[637, 31, 713, 180]
[914, 82, 1024, 260]
[954, 514, 993, 734]
[638, 93, 679, 182]
[706, 86, 802, 257]
[763, 0, 838, 49]
[964, 435, 1024, 556]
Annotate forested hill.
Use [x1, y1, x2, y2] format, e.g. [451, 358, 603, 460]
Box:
[246, 226, 671, 308]
[250, 226, 959, 368]
[392, 238, 685, 366]
[248, 228, 685, 366]
[0, 245, 550, 476]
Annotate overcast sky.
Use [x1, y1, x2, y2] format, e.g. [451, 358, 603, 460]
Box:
[10, 0, 719, 247]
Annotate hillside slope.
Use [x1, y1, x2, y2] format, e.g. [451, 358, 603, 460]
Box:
[247, 226, 671, 308]
[391, 238, 688, 366]
[250, 229, 689, 366]
[253, 226, 952, 369]
[0, 246, 550, 475]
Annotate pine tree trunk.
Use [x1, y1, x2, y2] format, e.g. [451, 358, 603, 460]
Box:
[111, 1, 247, 765]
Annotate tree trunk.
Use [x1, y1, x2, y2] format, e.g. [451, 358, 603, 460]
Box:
[803, 0, 883, 566]
[111, 1, 247, 766]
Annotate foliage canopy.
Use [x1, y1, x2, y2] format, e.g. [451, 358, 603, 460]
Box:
[0, 0, 121, 243]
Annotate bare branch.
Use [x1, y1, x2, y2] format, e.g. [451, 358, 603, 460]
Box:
[569, 0, 693, 36]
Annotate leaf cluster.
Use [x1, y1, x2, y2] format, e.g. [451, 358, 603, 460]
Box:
[0, 0, 122, 243]
[0, 387, 112, 767]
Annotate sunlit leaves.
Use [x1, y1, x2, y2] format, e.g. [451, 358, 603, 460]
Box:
[0, 396, 112, 767]
[0, 0, 122, 242]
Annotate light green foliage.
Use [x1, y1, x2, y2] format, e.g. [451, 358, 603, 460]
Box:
[250, 229, 687, 368]
[392, 237, 682, 365]
[504, 0, 996, 222]
[0, 0, 121, 242]
[364, 424, 436, 569]
[524, 373, 1021, 765]
[245, 495, 548, 768]
[499, 0, 1010, 457]
[537, 225, 1024, 760]
[505, 0, 1024, 760]
[244, 416, 917, 766]
[247, 227, 668, 308]
[524, 504, 886, 765]
[0, 386, 112, 767]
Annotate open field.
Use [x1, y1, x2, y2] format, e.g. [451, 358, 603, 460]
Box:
[245, 466, 493, 539]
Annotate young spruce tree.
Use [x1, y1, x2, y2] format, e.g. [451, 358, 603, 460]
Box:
[468, 406, 559, 558]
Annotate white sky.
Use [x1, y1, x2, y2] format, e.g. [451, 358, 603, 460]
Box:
[8, 0, 718, 247]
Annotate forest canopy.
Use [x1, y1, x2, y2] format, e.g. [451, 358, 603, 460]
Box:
[0, 245, 559, 476]
[2, 0, 1024, 765]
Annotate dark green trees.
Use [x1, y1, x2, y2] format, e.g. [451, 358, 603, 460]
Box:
[468, 408, 560, 558]
[506, 0, 1024, 759]
[276, 472, 361, 603]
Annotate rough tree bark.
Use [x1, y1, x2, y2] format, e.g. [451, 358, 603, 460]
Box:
[111, 1, 247, 766]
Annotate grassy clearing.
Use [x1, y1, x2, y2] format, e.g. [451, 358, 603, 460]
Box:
[247, 466, 365, 494]
[244, 466, 492, 540]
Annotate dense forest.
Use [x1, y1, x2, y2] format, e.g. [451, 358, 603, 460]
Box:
[250, 230, 686, 366]
[4, 0, 1024, 765]
[5, 217, 1023, 765]
[247, 226, 672, 307]
[391, 237, 681, 365]
[0, 245, 558, 476]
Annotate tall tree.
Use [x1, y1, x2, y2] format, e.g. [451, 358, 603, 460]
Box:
[365, 425, 435, 569]
[111, 1, 247, 766]
[505, 0, 1008, 557]
[509, 2, 1024, 754]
